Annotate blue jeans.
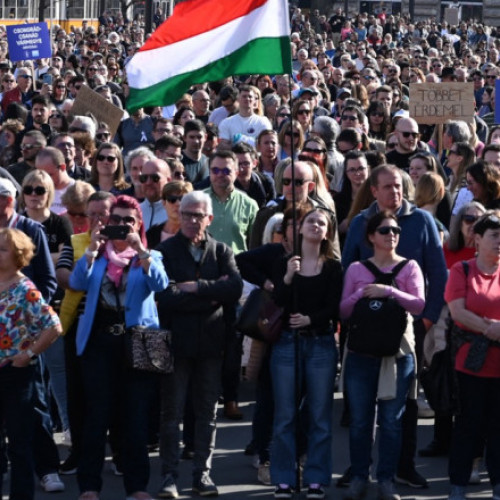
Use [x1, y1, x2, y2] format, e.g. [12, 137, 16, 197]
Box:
[270, 331, 337, 487]
[344, 352, 415, 483]
[42, 335, 69, 430]
[0, 364, 36, 500]
[449, 372, 500, 487]
[160, 357, 222, 480]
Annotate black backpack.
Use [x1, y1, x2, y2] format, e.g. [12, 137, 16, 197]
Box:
[348, 259, 409, 357]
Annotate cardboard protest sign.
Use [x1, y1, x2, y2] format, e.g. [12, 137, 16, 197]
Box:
[409, 83, 475, 125]
[71, 85, 124, 137]
[6, 22, 52, 62]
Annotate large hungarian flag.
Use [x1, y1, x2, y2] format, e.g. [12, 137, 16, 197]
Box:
[126, 0, 292, 112]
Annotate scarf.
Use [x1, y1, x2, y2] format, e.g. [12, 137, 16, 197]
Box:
[104, 240, 137, 287]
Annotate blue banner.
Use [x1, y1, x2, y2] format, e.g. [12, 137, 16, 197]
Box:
[6, 22, 52, 62]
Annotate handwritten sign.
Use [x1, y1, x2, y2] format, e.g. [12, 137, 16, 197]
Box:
[409, 83, 475, 125]
[71, 85, 124, 137]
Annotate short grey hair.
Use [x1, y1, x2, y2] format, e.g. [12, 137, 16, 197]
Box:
[180, 191, 213, 216]
[124, 146, 156, 175]
[445, 120, 472, 144]
[312, 116, 340, 147]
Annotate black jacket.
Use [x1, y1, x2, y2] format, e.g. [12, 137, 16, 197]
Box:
[156, 231, 242, 358]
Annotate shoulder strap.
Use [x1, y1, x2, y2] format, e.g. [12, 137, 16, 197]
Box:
[462, 260, 469, 277]
[391, 259, 410, 277]
[361, 259, 409, 287]
[360, 259, 384, 280]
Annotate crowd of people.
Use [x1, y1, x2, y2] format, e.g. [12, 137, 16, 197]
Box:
[1, 3, 500, 500]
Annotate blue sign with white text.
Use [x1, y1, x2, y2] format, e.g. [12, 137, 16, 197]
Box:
[6, 22, 52, 62]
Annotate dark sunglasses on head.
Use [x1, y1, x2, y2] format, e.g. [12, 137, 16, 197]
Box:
[165, 195, 183, 204]
[139, 173, 161, 183]
[97, 154, 117, 162]
[282, 178, 309, 187]
[210, 167, 231, 176]
[23, 186, 47, 196]
[109, 214, 136, 225]
[461, 214, 479, 224]
[376, 226, 402, 235]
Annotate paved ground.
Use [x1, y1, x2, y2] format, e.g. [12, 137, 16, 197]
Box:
[3, 381, 494, 500]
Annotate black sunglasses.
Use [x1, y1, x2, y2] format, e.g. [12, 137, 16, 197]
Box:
[461, 214, 479, 224]
[400, 131, 419, 138]
[97, 154, 117, 162]
[23, 186, 47, 196]
[376, 226, 402, 235]
[165, 195, 183, 204]
[139, 173, 161, 183]
[109, 214, 136, 225]
[96, 132, 110, 140]
[210, 167, 231, 176]
[303, 147, 325, 154]
[282, 178, 309, 187]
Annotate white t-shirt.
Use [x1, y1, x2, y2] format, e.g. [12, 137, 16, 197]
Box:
[218, 113, 272, 147]
[51, 179, 75, 215]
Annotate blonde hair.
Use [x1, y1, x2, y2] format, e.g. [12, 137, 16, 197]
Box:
[61, 180, 96, 207]
[415, 172, 445, 207]
[0, 228, 35, 269]
[20, 169, 55, 210]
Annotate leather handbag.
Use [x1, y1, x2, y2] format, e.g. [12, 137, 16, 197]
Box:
[237, 288, 283, 343]
[125, 326, 174, 374]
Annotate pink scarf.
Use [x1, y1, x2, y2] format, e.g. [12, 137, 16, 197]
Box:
[104, 241, 137, 287]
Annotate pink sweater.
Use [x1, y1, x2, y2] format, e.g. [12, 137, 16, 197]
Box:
[340, 259, 426, 320]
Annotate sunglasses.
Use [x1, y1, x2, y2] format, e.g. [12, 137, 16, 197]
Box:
[282, 178, 309, 186]
[96, 132, 110, 140]
[139, 173, 161, 183]
[297, 109, 311, 115]
[371, 112, 385, 118]
[165, 195, 183, 204]
[21, 144, 39, 151]
[303, 147, 325, 154]
[285, 131, 300, 137]
[97, 154, 117, 162]
[56, 84, 66, 89]
[376, 226, 402, 235]
[109, 214, 136, 225]
[341, 115, 358, 121]
[462, 214, 479, 224]
[364, 75, 375, 80]
[23, 186, 47, 196]
[277, 113, 291, 118]
[18, 74, 32, 79]
[50, 113, 62, 119]
[400, 131, 419, 138]
[211, 167, 231, 176]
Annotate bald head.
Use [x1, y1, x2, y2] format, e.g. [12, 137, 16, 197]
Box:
[141, 158, 172, 202]
[282, 161, 315, 204]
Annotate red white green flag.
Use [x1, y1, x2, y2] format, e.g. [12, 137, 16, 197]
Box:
[126, 0, 292, 112]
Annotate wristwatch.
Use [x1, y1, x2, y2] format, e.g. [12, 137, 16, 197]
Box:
[26, 348, 38, 359]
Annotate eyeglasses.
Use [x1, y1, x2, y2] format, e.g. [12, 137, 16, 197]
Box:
[109, 213, 136, 225]
[376, 226, 401, 235]
[388, 69, 398, 74]
[96, 132, 110, 140]
[23, 186, 47, 196]
[282, 178, 310, 186]
[88, 67, 98, 71]
[487, 75, 497, 79]
[461, 214, 479, 224]
[399, 131, 419, 138]
[181, 211, 207, 222]
[210, 167, 231, 176]
[363, 75, 375, 80]
[165, 195, 183, 204]
[21, 143, 39, 151]
[297, 109, 311, 115]
[139, 173, 161, 183]
[67, 210, 88, 218]
[341, 115, 358, 121]
[346, 166, 367, 175]
[97, 154, 117, 162]
[432, 64, 443, 68]
[303, 147, 325, 154]
[238, 161, 252, 168]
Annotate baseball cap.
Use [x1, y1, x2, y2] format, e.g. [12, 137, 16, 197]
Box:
[337, 87, 352, 98]
[298, 86, 319, 97]
[0, 178, 17, 198]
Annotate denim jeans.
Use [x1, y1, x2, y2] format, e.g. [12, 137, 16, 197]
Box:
[254, 354, 274, 464]
[270, 331, 337, 487]
[449, 372, 500, 487]
[344, 351, 415, 483]
[0, 364, 36, 500]
[160, 357, 222, 480]
[42, 335, 69, 430]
